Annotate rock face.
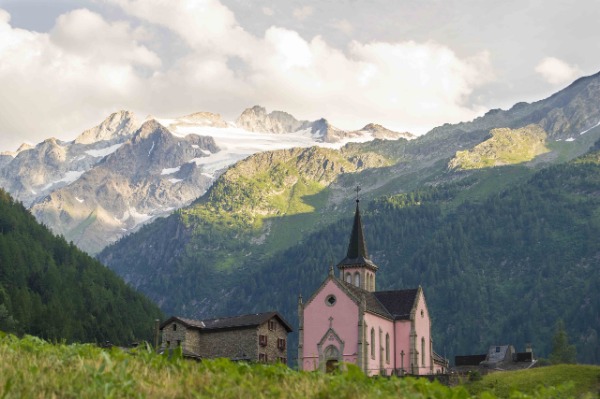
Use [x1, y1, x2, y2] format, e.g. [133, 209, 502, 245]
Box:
[448, 124, 550, 170]
[29, 120, 218, 254]
[357, 123, 415, 140]
[171, 111, 229, 128]
[0, 111, 141, 207]
[75, 110, 139, 144]
[234, 105, 412, 144]
[235, 105, 307, 134]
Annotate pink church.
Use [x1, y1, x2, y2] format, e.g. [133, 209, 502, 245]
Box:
[298, 200, 448, 375]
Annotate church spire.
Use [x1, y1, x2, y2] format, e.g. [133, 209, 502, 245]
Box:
[346, 199, 369, 260]
[337, 187, 378, 291]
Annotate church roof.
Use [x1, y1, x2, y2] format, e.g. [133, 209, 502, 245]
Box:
[341, 280, 391, 318]
[339, 280, 419, 321]
[160, 311, 293, 332]
[373, 289, 419, 320]
[337, 201, 378, 270]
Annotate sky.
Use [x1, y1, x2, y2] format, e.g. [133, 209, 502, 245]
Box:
[0, 0, 598, 151]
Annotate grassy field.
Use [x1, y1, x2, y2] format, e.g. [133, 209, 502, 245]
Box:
[465, 364, 600, 398]
[1, 333, 599, 398]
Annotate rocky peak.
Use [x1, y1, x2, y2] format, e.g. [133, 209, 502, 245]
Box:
[359, 123, 415, 140]
[75, 110, 139, 145]
[134, 119, 170, 141]
[235, 105, 306, 133]
[178, 111, 228, 128]
[309, 118, 347, 143]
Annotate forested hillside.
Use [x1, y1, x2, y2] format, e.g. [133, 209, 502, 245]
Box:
[221, 151, 600, 364]
[0, 189, 162, 344]
[98, 72, 600, 364]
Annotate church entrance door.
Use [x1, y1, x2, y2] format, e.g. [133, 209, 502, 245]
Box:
[326, 359, 339, 373]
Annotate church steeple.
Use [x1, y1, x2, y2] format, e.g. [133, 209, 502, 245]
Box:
[337, 188, 378, 291]
[345, 200, 370, 262]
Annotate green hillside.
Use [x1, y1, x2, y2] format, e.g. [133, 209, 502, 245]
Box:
[0, 189, 162, 344]
[98, 71, 600, 364]
[220, 148, 600, 364]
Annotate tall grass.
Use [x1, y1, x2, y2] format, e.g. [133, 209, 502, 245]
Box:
[1, 333, 598, 398]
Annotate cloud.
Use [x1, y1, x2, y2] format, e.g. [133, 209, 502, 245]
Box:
[262, 6, 274, 16]
[535, 57, 581, 85]
[0, 8, 162, 150]
[105, 0, 257, 57]
[50, 9, 160, 68]
[0, 1, 494, 151]
[331, 19, 353, 35]
[293, 6, 314, 20]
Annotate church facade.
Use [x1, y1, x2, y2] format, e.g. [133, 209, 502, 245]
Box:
[298, 200, 448, 375]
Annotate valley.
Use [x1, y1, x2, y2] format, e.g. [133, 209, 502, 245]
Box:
[2, 71, 600, 366]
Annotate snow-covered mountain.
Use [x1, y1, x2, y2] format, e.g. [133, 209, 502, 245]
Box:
[0, 106, 411, 253]
[0, 110, 140, 207]
[233, 105, 414, 143]
[30, 120, 217, 254]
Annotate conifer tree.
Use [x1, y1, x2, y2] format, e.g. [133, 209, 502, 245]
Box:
[549, 320, 577, 364]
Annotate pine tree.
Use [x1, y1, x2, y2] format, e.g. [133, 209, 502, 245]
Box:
[549, 320, 577, 364]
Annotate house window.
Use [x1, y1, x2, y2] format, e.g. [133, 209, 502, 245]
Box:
[268, 320, 276, 331]
[325, 294, 336, 306]
[421, 337, 426, 367]
[259, 335, 268, 346]
[166, 340, 170, 348]
[259, 353, 267, 362]
[177, 340, 181, 347]
[354, 272, 360, 287]
[385, 333, 390, 364]
[346, 273, 352, 283]
[173, 324, 177, 331]
[370, 328, 375, 358]
[278, 338, 286, 350]
[421, 309, 424, 318]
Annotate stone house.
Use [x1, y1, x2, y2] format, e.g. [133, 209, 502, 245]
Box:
[160, 311, 293, 363]
[298, 199, 449, 375]
[455, 344, 535, 374]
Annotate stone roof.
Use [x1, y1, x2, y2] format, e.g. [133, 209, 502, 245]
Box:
[160, 311, 293, 332]
[337, 201, 378, 271]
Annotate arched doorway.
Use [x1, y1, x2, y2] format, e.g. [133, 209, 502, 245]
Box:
[324, 345, 340, 373]
[326, 359, 339, 373]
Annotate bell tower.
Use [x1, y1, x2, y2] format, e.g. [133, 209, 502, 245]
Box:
[337, 187, 378, 291]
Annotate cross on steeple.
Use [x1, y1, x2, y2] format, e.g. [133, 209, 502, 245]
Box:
[355, 185, 361, 203]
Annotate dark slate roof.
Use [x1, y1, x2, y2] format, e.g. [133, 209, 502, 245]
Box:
[373, 289, 419, 320]
[337, 201, 378, 270]
[160, 311, 293, 332]
[340, 280, 391, 318]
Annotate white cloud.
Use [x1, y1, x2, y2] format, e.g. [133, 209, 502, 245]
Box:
[0, 1, 494, 150]
[262, 6, 274, 16]
[535, 57, 581, 85]
[0, 8, 161, 150]
[293, 6, 314, 20]
[105, 0, 257, 57]
[331, 19, 353, 35]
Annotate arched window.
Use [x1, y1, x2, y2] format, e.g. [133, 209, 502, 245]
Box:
[370, 328, 375, 358]
[354, 272, 360, 287]
[421, 337, 426, 367]
[346, 273, 352, 283]
[385, 333, 390, 363]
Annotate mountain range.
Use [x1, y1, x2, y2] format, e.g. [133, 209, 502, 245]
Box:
[0, 106, 410, 254]
[2, 70, 600, 364]
[96, 72, 600, 363]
